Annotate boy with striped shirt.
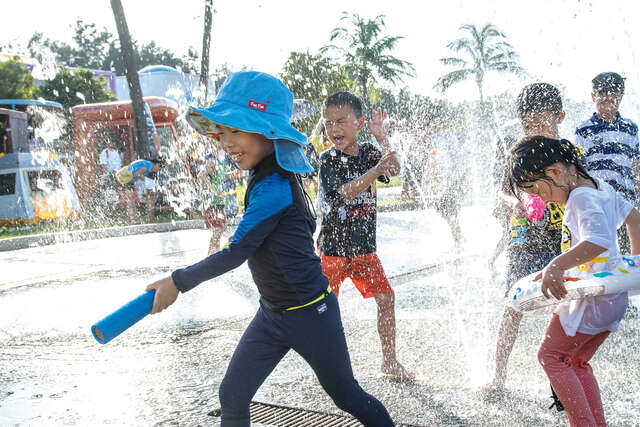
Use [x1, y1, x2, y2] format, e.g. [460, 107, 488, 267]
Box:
[574, 72, 640, 252]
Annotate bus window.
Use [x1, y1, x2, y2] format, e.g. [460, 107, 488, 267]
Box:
[0, 173, 15, 195]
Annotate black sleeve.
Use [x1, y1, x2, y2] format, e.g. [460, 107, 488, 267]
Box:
[365, 143, 390, 185]
[319, 153, 346, 198]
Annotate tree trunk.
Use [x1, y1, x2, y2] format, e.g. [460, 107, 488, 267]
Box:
[476, 77, 484, 104]
[110, 0, 150, 160]
[199, 0, 213, 104]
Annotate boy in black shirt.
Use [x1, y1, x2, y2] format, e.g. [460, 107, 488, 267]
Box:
[318, 91, 413, 379]
[484, 83, 565, 393]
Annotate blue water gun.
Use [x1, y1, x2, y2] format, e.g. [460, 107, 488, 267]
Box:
[91, 290, 155, 344]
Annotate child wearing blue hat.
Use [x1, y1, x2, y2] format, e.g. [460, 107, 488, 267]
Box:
[145, 71, 394, 426]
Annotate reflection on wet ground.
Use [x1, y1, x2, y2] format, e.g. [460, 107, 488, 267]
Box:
[2, 207, 640, 426]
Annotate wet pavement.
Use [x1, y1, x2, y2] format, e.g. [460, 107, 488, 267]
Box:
[2, 204, 640, 426]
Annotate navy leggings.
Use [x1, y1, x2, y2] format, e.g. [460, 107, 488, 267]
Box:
[218, 292, 394, 427]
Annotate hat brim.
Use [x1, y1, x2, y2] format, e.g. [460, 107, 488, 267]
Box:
[274, 139, 313, 174]
[187, 102, 307, 146]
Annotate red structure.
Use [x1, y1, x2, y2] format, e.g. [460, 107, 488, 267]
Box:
[0, 108, 28, 154]
[72, 96, 180, 203]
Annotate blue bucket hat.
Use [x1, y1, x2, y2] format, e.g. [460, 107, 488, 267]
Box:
[186, 71, 313, 173]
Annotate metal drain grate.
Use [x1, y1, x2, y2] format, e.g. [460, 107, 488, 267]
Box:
[209, 401, 420, 426]
[250, 401, 361, 426]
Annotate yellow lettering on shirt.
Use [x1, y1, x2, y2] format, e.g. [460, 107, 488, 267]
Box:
[561, 224, 572, 253]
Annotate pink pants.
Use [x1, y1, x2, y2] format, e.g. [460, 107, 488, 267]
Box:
[538, 315, 610, 427]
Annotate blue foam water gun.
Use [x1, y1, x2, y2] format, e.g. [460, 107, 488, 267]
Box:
[91, 290, 155, 344]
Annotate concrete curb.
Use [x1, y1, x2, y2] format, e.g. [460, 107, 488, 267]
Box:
[0, 200, 417, 252]
[0, 219, 207, 252]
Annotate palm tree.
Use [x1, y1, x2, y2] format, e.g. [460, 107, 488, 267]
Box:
[322, 12, 415, 108]
[435, 24, 526, 102]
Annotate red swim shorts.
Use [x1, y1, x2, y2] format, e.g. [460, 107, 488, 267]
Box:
[320, 253, 393, 298]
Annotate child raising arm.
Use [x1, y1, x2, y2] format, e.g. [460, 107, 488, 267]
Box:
[317, 92, 411, 379]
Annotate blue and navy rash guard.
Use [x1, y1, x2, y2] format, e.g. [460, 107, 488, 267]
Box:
[171, 154, 328, 311]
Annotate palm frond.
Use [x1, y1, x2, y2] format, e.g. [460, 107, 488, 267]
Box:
[461, 24, 485, 53]
[485, 41, 516, 55]
[440, 57, 468, 67]
[433, 68, 473, 92]
[459, 24, 481, 39]
[372, 14, 386, 27]
[328, 26, 348, 40]
[324, 11, 415, 92]
[376, 55, 416, 81]
[370, 36, 404, 57]
[436, 22, 526, 96]
[486, 51, 519, 64]
[446, 37, 473, 52]
[446, 38, 478, 63]
[341, 11, 359, 23]
[320, 44, 348, 57]
[488, 61, 528, 77]
[481, 24, 506, 40]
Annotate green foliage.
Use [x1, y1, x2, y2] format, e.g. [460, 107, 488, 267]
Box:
[435, 23, 526, 102]
[71, 20, 113, 70]
[280, 51, 356, 133]
[132, 41, 199, 74]
[27, 20, 198, 74]
[27, 32, 74, 69]
[433, 23, 527, 176]
[280, 51, 355, 105]
[35, 66, 117, 147]
[37, 66, 116, 111]
[377, 87, 459, 134]
[339, 85, 461, 144]
[0, 58, 36, 99]
[322, 12, 415, 110]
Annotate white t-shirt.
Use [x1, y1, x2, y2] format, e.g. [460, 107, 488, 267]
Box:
[99, 148, 122, 173]
[555, 179, 634, 336]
